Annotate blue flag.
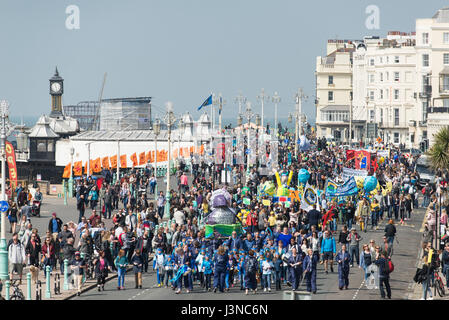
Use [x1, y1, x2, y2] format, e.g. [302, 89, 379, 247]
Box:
[197, 95, 212, 111]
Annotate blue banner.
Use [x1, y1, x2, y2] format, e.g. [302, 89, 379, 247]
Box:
[325, 177, 358, 198]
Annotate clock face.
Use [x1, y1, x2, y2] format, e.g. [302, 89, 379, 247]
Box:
[51, 82, 61, 93]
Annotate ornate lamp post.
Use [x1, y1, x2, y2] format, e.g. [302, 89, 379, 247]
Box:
[163, 102, 176, 220]
[153, 118, 161, 197]
[255, 114, 261, 171]
[68, 147, 74, 197]
[272, 91, 281, 137]
[0, 99, 9, 280]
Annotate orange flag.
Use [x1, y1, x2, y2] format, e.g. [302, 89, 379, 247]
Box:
[110, 155, 117, 169]
[120, 154, 127, 168]
[93, 158, 101, 173]
[200, 144, 204, 155]
[130, 152, 138, 167]
[139, 152, 146, 165]
[74, 161, 82, 176]
[62, 163, 72, 178]
[102, 156, 110, 169]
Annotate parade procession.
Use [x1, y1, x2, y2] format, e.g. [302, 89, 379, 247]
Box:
[0, 1, 449, 307]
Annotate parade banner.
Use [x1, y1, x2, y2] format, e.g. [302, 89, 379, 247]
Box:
[110, 155, 117, 169]
[5, 141, 17, 189]
[342, 167, 368, 179]
[300, 183, 318, 212]
[62, 163, 71, 178]
[262, 199, 271, 206]
[130, 152, 138, 167]
[243, 197, 251, 205]
[325, 177, 358, 198]
[376, 149, 389, 159]
[73, 161, 82, 176]
[138, 152, 146, 165]
[101, 156, 110, 169]
[92, 158, 101, 173]
[120, 154, 127, 168]
[355, 150, 371, 170]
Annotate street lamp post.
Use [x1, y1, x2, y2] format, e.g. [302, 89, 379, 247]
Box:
[0, 99, 9, 280]
[69, 147, 74, 197]
[272, 92, 281, 138]
[234, 91, 247, 117]
[243, 102, 255, 175]
[255, 114, 261, 171]
[153, 119, 161, 198]
[257, 88, 268, 131]
[164, 102, 176, 220]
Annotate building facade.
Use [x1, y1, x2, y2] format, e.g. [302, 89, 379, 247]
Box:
[315, 40, 356, 142]
[417, 7, 449, 147]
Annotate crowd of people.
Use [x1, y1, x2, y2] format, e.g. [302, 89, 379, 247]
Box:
[3, 130, 449, 300]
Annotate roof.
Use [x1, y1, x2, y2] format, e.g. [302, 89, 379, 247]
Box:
[71, 129, 169, 141]
[29, 115, 59, 138]
[433, 7, 449, 22]
[49, 116, 79, 134]
[320, 105, 350, 112]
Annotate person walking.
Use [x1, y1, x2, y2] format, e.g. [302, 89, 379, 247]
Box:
[373, 251, 391, 299]
[320, 230, 336, 274]
[94, 250, 111, 291]
[288, 246, 303, 291]
[244, 250, 258, 295]
[70, 252, 86, 296]
[114, 249, 129, 290]
[336, 244, 351, 290]
[303, 248, 318, 294]
[213, 246, 228, 293]
[347, 227, 362, 267]
[8, 233, 26, 284]
[131, 248, 144, 289]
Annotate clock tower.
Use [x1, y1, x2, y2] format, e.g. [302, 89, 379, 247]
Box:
[49, 67, 64, 118]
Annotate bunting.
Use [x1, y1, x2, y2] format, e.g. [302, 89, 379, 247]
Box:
[130, 152, 138, 167]
[120, 154, 127, 168]
[92, 157, 101, 173]
[139, 152, 146, 165]
[74, 161, 83, 176]
[102, 156, 110, 169]
[110, 155, 117, 169]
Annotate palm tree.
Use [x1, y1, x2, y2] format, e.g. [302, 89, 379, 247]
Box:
[427, 126, 449, 170]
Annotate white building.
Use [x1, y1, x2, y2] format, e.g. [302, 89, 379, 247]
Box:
[315, 40, 356, 142]
[353, 33, 418, 147]
[416, 7, 449, 148]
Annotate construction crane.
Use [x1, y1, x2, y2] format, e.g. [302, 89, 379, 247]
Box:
[90, 72, 107, 131]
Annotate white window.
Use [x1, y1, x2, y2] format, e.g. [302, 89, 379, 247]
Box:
[370, 110, 374, 122]
[380, 57, 383, 64]
[369, 74, 375, 83]
[380, 73, 383, 82]
[394, 72, 400, 82]
[444, 33, 449, 44]
[380, 89, 384, 99]
[386, 72, 389, 81]
[394, 109, 399, 126]
[394, 56, 400, 63]
[422, 33, 429, 44]
[386, 56, 389, 63]
[422, 54, 429, 67]
[385, 88, 389, 98]
[443, 75, 449, 91]
[394, 89, 400, 100]
[444, 53, 449, 65]
[328, 75, 334, 85]
[328, 91, 334, 101]
[370, 59, 375, 66]
[370, 91, 375, 100]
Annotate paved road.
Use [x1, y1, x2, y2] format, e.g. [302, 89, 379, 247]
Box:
[72, 207, 426, 300]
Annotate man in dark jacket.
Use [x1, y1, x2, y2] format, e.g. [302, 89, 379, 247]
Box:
[63, 238, 77, 272]
[226, 231, 242, 251]
[306, 205, 321, 229]
[58, 224, 74, 249]
[48, 213, 63, 241]
[374, 251, 391, 299]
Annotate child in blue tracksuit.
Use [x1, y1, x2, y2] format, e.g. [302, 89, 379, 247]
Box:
[153, 248, 166, 287]
[164, 255, 175, 288]
[225, 252, 237, 290]
[195, 250, 206, 288]
[200, 255, 213, 291]
[238, 255, 246, 290]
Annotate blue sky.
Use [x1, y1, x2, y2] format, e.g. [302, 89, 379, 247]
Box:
[0, 0, 446, 125]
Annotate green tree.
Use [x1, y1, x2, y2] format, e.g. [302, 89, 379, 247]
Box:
[427, 126, 449, 170]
